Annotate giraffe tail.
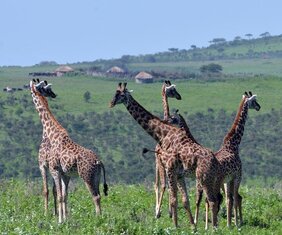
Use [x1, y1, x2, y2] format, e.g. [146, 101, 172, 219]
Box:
[141, 147, 161, 159]
[101, 162, 108, 196]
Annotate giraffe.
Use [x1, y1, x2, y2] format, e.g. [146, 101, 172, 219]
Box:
[109, 83, 220, 228]
[170, 92, 261, 228]
[153, 108, 201, 219]
[32, 79, 59, 216]
[30, 80, 108, 223]
[154, 80, 183, 219]
[204, 91, 261, 228]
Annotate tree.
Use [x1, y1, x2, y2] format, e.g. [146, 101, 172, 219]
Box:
[83, 91, 91, 103]
[245, 33, 253, 40]
[190, 45, 197, 50]
[260, 32, 271, 38]
[234, 36, 242, 41]
[168, 48, 179, 53]
[209, 38, 226, 45]
[200, 63, 223, 74]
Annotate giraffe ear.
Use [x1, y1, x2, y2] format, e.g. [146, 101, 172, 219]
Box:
[128, 89, 133, 93]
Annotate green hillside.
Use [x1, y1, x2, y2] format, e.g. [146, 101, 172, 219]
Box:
[87, 34, 282, 76]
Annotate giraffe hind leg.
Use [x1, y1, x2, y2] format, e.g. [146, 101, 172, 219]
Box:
[155, 157, 166, 218]
[194, 181, 203, 225]
[166, 161, 179, 227]
[84, 168, 102, 215]
[177, 176, 195, 228]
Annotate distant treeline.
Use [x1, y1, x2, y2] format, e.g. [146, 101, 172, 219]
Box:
[84, 35, 282, 71]
[0, 94, 281, 183]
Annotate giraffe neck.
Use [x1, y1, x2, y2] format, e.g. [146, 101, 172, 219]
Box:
[222, 97, 249, 151]
[125, 94, 173, 142]
[33, 95, 68, 141]
[177, 114, 199, 144]
[162, 85, 169, 120]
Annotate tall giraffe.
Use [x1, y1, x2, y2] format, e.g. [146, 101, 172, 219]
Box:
[153, 108, 200, 219]
[30, 80, 108, 223]
[170, 92, 261, 228]
[109, 83, 220, 228]
[211, 91, 260, 227]
[33, 79, 59, 216]
[154, 80, 183, 219]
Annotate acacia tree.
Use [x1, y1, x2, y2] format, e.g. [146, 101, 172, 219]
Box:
[209, 38, 226, 45]
[245, 33, 253, 40]
[200, 63, 223, 74]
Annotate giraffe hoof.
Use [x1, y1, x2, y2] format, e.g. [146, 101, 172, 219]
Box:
[155, 212, 161, 219]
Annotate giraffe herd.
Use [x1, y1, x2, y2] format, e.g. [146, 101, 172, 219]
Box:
[29, 78, 260, 230]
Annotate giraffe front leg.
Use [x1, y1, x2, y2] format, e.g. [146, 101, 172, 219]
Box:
[52, 179, 57, 216]
[39, 165, 49, 216]
[61, 175, 70, 222]
[155, 156, 166, 219]
[166, 163, 178, 227]
[224, 182, 233, 228]
[238, 193, 243, 227]
[205, 198, 209, 230]
[233, 179, 241, 228]
[205, 191, 218, 230]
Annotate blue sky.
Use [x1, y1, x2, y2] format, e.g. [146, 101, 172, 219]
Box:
[1, 0, 281, 66]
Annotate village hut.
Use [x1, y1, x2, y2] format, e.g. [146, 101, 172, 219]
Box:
[106, 66, 125, 74]
[135, 71, 153, 84]
[55, 65, 74, 77]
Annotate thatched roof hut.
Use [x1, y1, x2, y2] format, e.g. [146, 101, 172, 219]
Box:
[135, 71, 153, 83]
[106, 66, 125, 74]
[55, 66, 74, 76]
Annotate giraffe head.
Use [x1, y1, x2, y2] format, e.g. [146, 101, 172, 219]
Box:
[164, 80, 181, 100]
[109, 82, 132, 108]
[244, 91, 261, 111]
[30, 79, 57, 109]
[167, 109, 182, 126]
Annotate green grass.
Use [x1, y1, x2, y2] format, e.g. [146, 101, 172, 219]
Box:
[1, 69, 282, 117]
[0, 179, 281, 234]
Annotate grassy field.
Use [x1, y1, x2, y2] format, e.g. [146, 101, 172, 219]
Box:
[0, 179, 281, 234]
[1, 66, 282, 117]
